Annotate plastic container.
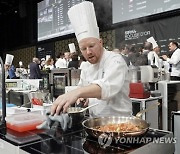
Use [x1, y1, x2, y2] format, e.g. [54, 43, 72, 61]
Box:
[5, 112, 46, 132]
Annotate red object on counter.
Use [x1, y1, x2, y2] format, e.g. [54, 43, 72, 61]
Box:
[5, 112, 46, 132]
[129, 82, 150, 99]
[7, 122, 43, 132]
[32, 98, 43, 106]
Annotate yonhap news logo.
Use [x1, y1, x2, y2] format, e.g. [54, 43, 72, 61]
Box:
[98, 133, 113, 148]
[98, 133, 176, 148]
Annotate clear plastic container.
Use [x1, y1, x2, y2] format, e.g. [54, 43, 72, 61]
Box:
[5, 112, 46, 132]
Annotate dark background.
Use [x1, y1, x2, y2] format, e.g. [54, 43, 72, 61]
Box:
[0, 0, 41, 52]
[0, 0, 180, 53]
[0, 0, 112, 52]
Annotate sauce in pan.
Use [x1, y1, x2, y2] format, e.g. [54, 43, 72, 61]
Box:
[95, 122, 143, 132]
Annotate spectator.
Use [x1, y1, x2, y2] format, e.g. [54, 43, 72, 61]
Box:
[4, 54, 17, 79]
[68, 53, 79, 69]
[44, 58, 54, 70]
[29, 57, 41, 79]
[162, 41, 180, 80]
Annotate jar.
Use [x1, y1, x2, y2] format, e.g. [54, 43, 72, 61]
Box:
[129, 65, 140, 83]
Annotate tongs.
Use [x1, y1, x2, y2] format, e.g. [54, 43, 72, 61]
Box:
[68, 103, 99, 113]
[79, 103, 99, 112]
[135, 102, 160, 118]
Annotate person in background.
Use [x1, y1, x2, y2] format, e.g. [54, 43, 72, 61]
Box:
[5, 65, 17, 79]
[126, 44, 148, 66]
[44, 58, 54, 70]
[29, 57, 41, 79]
[40, 58, 46, 70]
[112, 47, 130, 66]
[162, 41, 180, 80]
[147, 36, 162, 68]
[55, 52, 70, 68]
[51, 1, 132, 117]
[142, 41, 153, 56]
[64, 52, 71, 67]
[119, 44, 136, 66]
[55, 53, 64, 68]
[79, 54, 87, 69]
[68, 43, 79, 69]
[68, 53, 79, 69]
[129, 41, 151, 66]
[4, 54, 17, 79]
[16, 61, 28, 79]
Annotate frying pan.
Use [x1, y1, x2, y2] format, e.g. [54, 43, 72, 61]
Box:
[82, 102, 160, 139]
[82, 116, 149, 138]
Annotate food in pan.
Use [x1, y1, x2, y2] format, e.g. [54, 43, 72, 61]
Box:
[95, 122, 142, 132]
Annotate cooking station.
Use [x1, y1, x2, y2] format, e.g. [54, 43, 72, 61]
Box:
[0, 63, 176, 153]
[0, 124, 175, 154]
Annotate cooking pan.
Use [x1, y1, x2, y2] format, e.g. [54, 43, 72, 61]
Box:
[82, 102, 160, 139]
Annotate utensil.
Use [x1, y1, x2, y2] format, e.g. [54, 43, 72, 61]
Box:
[68, 103, 98, 113]
[66, 103, 98, 128]
[135, 102, 160, 118]
[79, 103, 99, 112]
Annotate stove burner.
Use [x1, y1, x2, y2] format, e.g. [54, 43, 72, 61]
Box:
[82, 129, 173, 154]
[0, 127, 174, 154]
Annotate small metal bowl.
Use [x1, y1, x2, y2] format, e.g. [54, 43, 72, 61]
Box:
[67, 107, 86, 127]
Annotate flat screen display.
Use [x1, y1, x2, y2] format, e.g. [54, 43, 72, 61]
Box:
[112, 0, 180, 24]
[38, 0, 84, 41]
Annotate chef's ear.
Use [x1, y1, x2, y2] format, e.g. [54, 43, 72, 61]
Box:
[99, 38, 103, 46]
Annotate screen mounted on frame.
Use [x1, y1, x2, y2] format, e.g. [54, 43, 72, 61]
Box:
[112, 0, 180, 24]
[37, 0, 84, 42]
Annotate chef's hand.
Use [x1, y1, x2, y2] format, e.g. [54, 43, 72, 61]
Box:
[161, 55, 168, 60]
[76, 98, 89, 107]
[51, 90, 79, 115]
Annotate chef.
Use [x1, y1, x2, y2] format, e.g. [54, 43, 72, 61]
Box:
[162, 41, 180, 80]
[51, 1, 132, 117]
[4, 54, 17, 79]
[147, 36, 162, 68]
[68, 43, 79, 69]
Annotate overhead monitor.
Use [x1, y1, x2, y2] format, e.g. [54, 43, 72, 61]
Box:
[38, 0, 84, 41]
[112, 0, 180, 24]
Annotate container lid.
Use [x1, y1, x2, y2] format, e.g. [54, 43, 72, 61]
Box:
[5, 112, 46, 125]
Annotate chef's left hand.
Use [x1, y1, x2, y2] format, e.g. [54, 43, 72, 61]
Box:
[51, 90, 79, 115]
[76, 98, 89, 107]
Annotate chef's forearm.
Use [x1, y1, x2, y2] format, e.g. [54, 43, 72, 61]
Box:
[77, 84, 101, 99]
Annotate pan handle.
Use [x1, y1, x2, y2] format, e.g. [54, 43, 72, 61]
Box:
[136, 102, 160, 118]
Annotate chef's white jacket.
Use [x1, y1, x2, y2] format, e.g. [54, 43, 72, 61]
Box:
[78, 49, 132, 117]
[166, 48, 180, 77]
[148, 51, 161, 68]
[55, 58, 69, 68]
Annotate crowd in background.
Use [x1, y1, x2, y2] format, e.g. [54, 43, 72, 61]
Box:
[4, 39, 180, 81]
[112, 40, 180, 81]
[27, 51, 87, 79]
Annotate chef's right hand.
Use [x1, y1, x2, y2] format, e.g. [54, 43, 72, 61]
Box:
[51, 90, 79, 115]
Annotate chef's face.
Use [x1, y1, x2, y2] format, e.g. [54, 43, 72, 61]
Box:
[168, 42, 176, 52]
[79, 37, 103, 64]
[4, 64, 10, 70]
[154, 47, 161, 55]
